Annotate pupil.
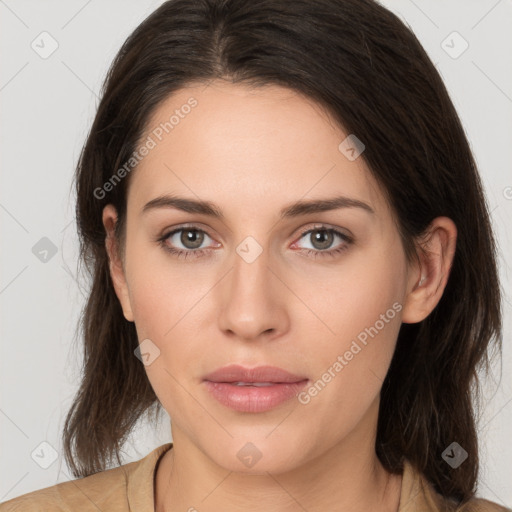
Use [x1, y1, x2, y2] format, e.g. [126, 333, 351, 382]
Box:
[182, 229, 203, 249]
[313, 230, 332, 250]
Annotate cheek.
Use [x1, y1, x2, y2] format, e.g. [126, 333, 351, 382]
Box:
[128, 268, 205, 422]
[295, 242, 406, 405]
[296, 299, 402, 439]
[126, 247, 213, 377]
[126, 240, 197, 337]
[294, 237, 406, 346]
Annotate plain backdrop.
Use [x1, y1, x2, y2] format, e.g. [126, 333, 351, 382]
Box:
[1, 0, 511, 506]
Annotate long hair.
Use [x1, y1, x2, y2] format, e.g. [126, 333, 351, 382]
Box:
[64, 0, 502, 503]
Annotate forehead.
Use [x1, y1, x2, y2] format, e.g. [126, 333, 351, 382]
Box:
[127, 80, 389, 222]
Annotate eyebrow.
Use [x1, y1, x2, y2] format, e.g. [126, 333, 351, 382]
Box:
[141, 194, 375, 219]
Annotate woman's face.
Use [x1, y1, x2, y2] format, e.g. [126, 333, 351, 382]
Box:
[104, 80, 421, 473]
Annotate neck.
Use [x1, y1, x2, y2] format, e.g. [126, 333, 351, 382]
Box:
[155, 406, 402, 512]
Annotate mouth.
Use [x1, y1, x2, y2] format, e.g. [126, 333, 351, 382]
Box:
[202, 364, 309, 413]
[230, 382, 278, 386]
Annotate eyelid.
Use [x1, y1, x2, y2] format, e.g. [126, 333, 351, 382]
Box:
[158, 222, 214, 239]
[294, 223, 352, 240]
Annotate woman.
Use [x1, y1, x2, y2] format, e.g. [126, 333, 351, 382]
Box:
[1, 0, 509, 511]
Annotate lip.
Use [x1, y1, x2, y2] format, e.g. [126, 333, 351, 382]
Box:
[203, 364, 307, 383]
[203, 365, 309, 413]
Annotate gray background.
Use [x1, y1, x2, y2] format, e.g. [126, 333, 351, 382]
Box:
[1, 0, 511, 506]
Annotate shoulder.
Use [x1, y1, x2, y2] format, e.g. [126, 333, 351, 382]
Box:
[455, 497, 512, 512]
[400, 460, 511, 512]
[0, 461, 135, 512]
[0, 443, 173, 512]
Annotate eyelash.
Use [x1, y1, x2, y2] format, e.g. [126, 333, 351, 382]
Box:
[156, 224, 353, 260]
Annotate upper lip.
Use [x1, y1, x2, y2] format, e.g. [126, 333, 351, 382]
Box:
[203, 365, 307, 383]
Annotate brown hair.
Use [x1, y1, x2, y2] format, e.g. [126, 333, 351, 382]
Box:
[64, 0, 503, 504]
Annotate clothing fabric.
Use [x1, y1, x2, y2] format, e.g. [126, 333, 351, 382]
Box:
[1, 443, 509, 511]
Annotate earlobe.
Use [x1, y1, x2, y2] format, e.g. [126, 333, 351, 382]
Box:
[102, 204, 135, 323]
[401, 217, 457, 325]
[401, 261, 434, 324]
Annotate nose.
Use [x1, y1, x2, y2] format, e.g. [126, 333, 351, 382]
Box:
[216, 241, 290, 342]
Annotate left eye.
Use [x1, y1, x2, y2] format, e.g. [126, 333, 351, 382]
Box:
[294, 227, 351, 251]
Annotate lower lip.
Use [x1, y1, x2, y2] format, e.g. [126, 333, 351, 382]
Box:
[203, 380, 309, 413]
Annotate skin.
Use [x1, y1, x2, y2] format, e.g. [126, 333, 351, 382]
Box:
[102, 80, 457, 512]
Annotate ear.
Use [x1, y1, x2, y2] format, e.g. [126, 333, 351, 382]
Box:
[401, 216, 457, 324]
[102, 204, 134, 322]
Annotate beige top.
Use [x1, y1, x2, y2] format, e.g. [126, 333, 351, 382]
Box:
[1, 443, 510, 511]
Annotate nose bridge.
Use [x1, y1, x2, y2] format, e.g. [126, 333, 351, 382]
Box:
[217, 231, 285, 339]
[232, 234, 270, 293]
[230, 232, 275, 304]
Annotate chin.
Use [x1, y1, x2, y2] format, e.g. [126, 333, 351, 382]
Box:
[201, 434, 309, 475]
